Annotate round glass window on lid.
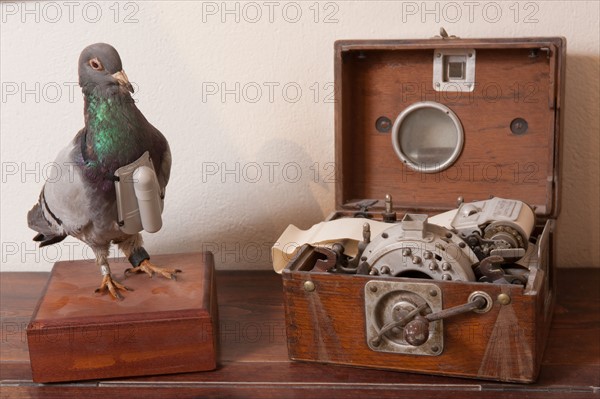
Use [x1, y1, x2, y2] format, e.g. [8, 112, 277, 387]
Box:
[391, 101, 464, 173]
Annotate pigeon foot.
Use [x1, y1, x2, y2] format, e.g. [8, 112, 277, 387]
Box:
[125, 260, 182, 280]
[95, 274, 132, 300]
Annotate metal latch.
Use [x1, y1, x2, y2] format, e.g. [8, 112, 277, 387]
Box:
[433, 48, 476, 92]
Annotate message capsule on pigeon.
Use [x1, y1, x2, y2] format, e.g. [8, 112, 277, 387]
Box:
[133, 165, 163, 233]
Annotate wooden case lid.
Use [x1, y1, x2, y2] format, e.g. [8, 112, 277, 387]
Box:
[334, 37, 565, 218]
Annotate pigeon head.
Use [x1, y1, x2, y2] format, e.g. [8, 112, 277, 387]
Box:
[78, 43, 134, 95]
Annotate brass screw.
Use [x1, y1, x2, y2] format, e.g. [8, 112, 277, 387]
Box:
[370, 285, 378, 293]
[497, 293, 511, 305]
[303, 281, 315, 292]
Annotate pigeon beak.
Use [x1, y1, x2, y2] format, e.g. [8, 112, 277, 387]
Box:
[112, 70, 134, 93]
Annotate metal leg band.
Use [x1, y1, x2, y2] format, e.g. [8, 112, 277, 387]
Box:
[100, 264, 111, 276]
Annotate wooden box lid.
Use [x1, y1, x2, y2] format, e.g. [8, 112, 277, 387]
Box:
[334, 37, 565, 219]
[26, 252, 218, 383]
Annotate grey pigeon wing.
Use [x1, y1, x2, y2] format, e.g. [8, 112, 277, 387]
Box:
[27, 202, 66, 247]
[28, 141, 93, 241]
[45, 142, 94, 231]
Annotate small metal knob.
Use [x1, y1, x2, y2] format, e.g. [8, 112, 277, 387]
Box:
[403, 315, 430, 346]
[303, 281, 315, 292]
[383, 194, 397, 223]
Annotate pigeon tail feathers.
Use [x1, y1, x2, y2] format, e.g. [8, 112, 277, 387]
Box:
[27, 202, 67, 247]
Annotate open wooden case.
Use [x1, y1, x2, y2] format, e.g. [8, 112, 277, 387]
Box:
[276, 36, 565, 383]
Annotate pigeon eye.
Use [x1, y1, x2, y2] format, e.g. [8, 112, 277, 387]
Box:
[89, 58, 103, 71]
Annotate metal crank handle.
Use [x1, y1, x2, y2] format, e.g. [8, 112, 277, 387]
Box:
[403, 292, 492, 347]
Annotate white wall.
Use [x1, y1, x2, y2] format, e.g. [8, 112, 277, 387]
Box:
[1, 1, 598, 271]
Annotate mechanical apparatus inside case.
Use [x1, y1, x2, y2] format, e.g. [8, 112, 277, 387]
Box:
[325, 197, 535, 286]
[293, 197, 537, 356]
[274, 194, 551, 362]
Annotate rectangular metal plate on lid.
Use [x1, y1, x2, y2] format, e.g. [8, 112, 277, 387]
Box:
[334, 38, 566, 219]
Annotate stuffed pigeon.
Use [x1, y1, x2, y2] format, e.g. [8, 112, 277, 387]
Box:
[27, 43, 178, 300]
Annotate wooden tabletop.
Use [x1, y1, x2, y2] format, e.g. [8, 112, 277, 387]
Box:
[1, 268, 598, 398]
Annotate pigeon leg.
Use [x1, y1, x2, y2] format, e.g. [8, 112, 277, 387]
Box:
[93, 247, 131, 300]
[119, 234, 181, 280]
[126, 259, 182, 280]
[95, 268, 132, 300]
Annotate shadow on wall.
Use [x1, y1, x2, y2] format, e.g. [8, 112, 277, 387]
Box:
[190, 138, 330, 270]
[556, 53, 600, 268]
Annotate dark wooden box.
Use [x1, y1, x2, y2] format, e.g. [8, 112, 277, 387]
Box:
[279, 37, 565, 383]
[26, 252, 218, 383]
